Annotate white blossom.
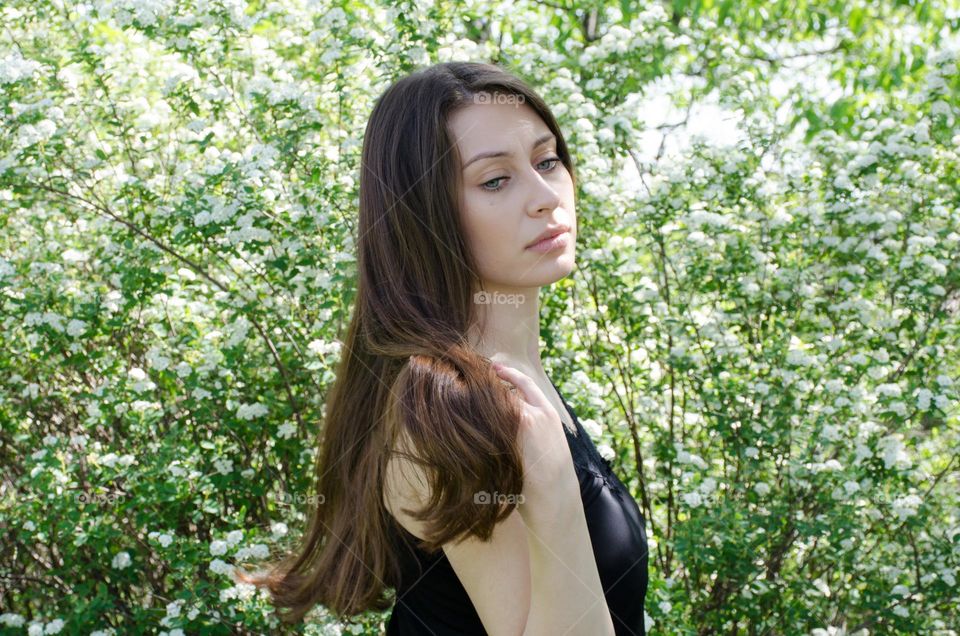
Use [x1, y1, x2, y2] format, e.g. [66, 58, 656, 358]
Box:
[699, 478, 717, 495]
[209, 558, 233, 576]
[892, 494, 922, 521]
[66, 319, 88, 337]
[677, 449, 708, 470]
[235, 543, 270, 560]
[878, 435, 912, 470]
[236, 402, 268, 420]
[0, 614, 25, 628]
[0, 52, 43, 84]
[111, 551, 131, 569]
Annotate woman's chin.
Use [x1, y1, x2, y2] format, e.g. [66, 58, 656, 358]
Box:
[525, 253, 577, 285]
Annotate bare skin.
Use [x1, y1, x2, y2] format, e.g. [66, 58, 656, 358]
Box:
[453, 99, 579, 427]
[383, 97, 615, 634]
[398, 101, 614, 636]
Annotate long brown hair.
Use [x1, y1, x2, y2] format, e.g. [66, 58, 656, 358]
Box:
[235, 60, 578, 624]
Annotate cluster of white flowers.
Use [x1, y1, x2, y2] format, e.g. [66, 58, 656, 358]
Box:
[148, 530, 175, 548]
[224, 315, 252, 348]
[99, 452, 136, 469]
[785, 347, 816, 367]
[235, 543, 270, 560]
[0, 50, 43, 84]
[25, 619, 64, 635]
[70, 433, 90, 449]
[676, 446, 708, 470]
[276, 421, 296, 440]
[686, 208, 733, 231]
[130, 400, 162, 413]
[891, 494, 923, 521]
[126, 366, 156, 392]
[166, 460, 191, 479]
[805, 459, 844, 473]
[209, 558, 233, 576]
[875, 383, 903, 398]
[307, 338, 342, 357]
[146, 347, 172, 371]
[0, 614, 25, 628]
[24, 311, 67, 332]
[236, 402, 269, 420]
[831, 480, 862, 502]
[193, 193, 242, 227]
[877, 434, 912, 470]
[811, 627, 848, 636]
[596, 443, 616, 462]
[111, 551, 131, 569]
[213, 457, 233, 475]
[63, 319, 87, 337]
[97, 453, 137, 468]
[160, 599, 184, 627]
[692, 477, 712, 495]
[226, 215, 274, 245]
[209, 529, 245, 561]
[95, 0, 177, 28]
[219, 581, 257, 603]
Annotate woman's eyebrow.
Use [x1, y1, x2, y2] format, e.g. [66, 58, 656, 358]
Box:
[461, 132, 556, 171]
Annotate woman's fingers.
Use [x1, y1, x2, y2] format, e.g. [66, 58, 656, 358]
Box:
[492, 362, 550, 411]
[492, 362, 572, 492]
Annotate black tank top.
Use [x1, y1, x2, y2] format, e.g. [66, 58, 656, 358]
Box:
[385, 379, 649, 635]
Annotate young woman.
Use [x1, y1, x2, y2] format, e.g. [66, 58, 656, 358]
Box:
[238, 61, 648, 636]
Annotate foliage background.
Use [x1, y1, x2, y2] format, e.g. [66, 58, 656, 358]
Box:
[1, 0, 958, 634]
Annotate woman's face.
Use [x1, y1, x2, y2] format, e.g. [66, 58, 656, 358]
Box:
[449, 97, 577, 293]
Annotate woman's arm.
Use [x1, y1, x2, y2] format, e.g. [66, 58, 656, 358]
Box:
[517, 464, 615, 636]
[384, 429, 615, 636]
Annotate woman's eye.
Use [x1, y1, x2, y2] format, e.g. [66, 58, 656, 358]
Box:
[481, 177, 506, 192]
[480, 157, 562, 193]
[538, 157, 561, 170]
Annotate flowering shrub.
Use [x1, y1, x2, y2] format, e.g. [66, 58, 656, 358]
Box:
[1, 0, 958, 634]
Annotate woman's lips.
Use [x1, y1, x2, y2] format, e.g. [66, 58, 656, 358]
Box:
[525, 230, 569, 253]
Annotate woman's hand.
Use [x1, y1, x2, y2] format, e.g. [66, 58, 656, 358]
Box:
[492, 362, 578, 512]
